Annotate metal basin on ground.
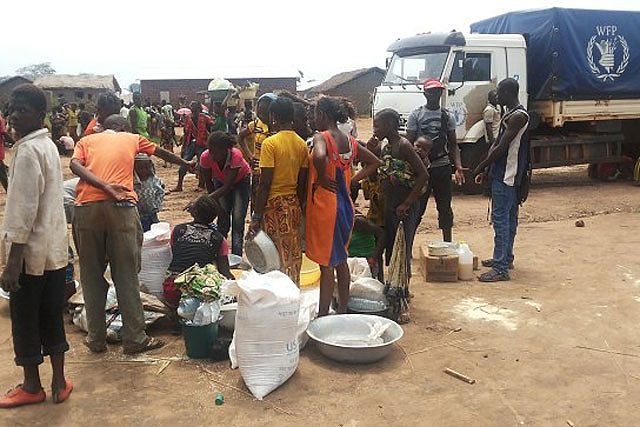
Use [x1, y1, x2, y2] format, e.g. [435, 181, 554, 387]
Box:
[307, 314, 404, 364]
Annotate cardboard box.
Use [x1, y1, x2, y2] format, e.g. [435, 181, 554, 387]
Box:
[421, 246, 458, 282]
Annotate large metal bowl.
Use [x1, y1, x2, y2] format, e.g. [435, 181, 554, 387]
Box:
[307, 314, 404, 364]
[245, 231, 281, 274]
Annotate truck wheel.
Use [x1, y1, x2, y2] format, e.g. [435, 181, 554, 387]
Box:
[460, 138, 489, 195]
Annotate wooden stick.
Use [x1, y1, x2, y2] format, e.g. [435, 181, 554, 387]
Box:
[408, 337, 474, 356]
[444, 367, 476, 384]
[157, 360, 171, 375]
[396, 344, 415, 370]
[197, 365, 295, 416]
[575, 345, 640, 359]
[68, 356, 184, 365]
[68, 360, 154, 365]
[603, 340, 640, 382]
[449, 344, 490, 353]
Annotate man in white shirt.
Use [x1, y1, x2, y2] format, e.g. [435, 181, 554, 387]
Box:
[483, 90, 501, 146]
[0, 84, 72, 408]
[160, 100, 174, 126]
[119, 100, 129, 119]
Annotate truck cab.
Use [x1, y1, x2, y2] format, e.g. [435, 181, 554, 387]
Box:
[372, 32, 527, 145]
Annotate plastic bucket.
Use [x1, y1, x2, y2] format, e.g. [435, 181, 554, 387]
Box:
[182, 321, 219, 359]
[300, 255, 321, 288]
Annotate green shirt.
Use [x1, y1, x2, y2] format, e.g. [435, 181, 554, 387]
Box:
[213, 115, 228, 133]
[130, 106, 150, 139]
[348, 229, 376, 258]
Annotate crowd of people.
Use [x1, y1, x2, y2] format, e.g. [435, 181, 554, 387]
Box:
[0, 77, 531, 408]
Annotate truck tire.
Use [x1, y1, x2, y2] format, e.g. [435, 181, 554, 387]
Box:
[459, 138, 489, 195]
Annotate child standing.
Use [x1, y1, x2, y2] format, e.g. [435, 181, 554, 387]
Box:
[160, 121, 178, 168]
[348, 213, 386, 282]
[134, 154, 165, 232]
[1, 84, 72, 408]
[415, 136, 433, 219]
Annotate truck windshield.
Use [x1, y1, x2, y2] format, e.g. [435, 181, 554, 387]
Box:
[384, 48, 450, 85]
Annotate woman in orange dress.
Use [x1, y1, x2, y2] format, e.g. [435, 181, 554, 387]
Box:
[306, 97, 382, 316]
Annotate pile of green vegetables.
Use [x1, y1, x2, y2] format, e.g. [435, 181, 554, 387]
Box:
[174, 264, 227, 302]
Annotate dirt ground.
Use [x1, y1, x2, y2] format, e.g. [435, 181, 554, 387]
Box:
[1, 120, 640, 426]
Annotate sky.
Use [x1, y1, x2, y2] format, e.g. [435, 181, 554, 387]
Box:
[1, 0, 638, 90]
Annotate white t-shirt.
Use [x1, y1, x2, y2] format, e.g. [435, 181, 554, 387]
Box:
[483, 104, 501, 142]
[120, 106, 130, 119]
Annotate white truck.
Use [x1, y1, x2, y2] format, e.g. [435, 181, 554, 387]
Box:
[372, 8, 640, 190]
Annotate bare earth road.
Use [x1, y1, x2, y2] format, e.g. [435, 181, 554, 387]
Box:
[1, 122, 639, 426]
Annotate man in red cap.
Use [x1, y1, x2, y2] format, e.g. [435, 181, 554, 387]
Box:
[406, 79, 465, 243]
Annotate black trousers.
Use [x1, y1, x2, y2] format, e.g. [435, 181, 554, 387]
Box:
[10, 267, 69, 366]
[419, 164, 454, 230]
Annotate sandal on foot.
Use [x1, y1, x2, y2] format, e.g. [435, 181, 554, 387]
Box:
[52, 380, 73, 404]
[479, 269, 510, 282]
[0, 385, 46, 409]
[481, 259, 514, 270]
[123, 337, 165, 355]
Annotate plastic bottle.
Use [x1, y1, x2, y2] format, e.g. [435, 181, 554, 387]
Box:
[457, 242, 474, 281]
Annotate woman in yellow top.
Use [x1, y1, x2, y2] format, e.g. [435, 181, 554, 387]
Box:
[66, 103, 79, 140]
[248, 97, 309, 284]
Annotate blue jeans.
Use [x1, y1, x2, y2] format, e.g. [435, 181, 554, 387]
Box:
[216, 176, 251, 256]
[491, 180, 519, 274]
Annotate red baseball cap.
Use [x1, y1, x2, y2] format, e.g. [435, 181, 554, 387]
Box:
[423, 79, 445, 91]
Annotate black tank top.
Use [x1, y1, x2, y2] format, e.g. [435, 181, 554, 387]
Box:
[168, 222, 224, 273]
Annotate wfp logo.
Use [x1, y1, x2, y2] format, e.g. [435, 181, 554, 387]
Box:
[449, 101, 467, 128]
[587, 25, 630, 82]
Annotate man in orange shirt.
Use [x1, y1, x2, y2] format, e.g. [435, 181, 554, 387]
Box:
[71, 115, 194, 355]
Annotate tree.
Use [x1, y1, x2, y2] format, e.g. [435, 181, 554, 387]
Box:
[15, 62, 56, 80]
[128, 83, 141, 93]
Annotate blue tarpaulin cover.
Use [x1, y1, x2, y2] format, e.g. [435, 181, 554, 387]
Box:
[471, 8, 640, 101]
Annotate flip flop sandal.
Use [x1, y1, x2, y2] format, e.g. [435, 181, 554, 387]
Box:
[0, 385, 46, 409]
[52, 380, 73, 404]
[123, 337, 165, 355]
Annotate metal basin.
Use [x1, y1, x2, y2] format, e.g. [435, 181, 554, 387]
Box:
[307, 314, 404, 364]
[245, 231, 281, 274]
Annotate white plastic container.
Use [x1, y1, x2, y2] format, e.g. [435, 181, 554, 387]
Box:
[457, 243, 474, 281]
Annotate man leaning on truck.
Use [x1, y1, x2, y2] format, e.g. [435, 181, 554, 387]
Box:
[406, 79, 465, 243]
